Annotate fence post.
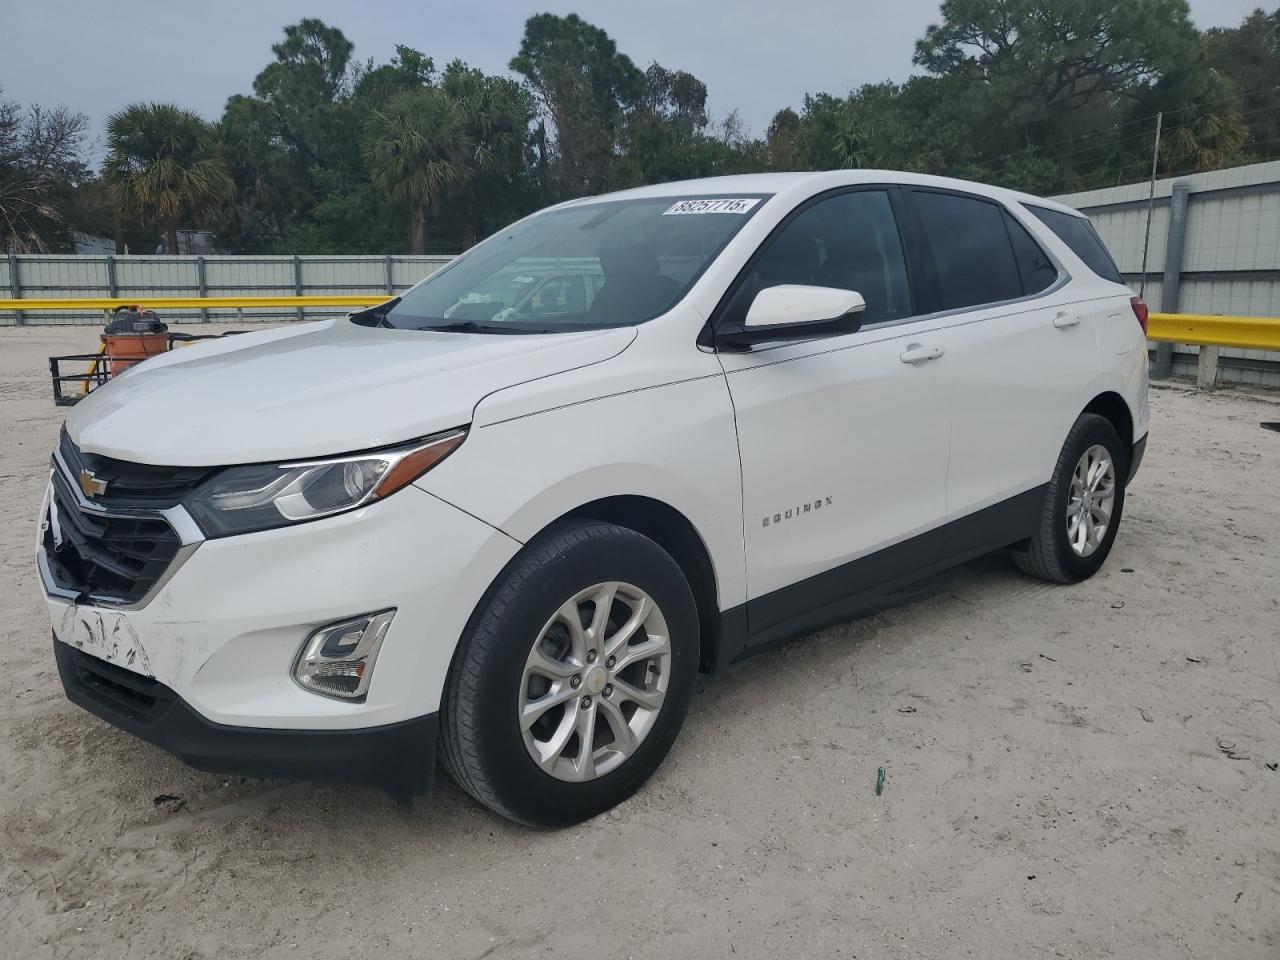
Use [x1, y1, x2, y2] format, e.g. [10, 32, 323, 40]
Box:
[384, 254, 394, 295]
[105, 254, 118, 299]
[1154, 179, 1191, 379]
[293, 254, 303, 322]
[7, 253, 23, 325]
[196, 256, 208, 323]
[1196, 344, 1220, 389]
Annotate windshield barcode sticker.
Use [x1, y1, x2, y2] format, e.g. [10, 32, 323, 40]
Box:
[663, 198, 760, 216]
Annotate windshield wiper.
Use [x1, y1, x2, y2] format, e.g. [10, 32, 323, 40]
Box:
[415, 320, 553, 335]
[416, 320, 507, 334]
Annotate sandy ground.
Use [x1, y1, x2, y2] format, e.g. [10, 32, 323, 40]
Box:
[1, 324, 1278, 960]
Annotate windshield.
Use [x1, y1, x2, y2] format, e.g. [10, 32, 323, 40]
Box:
[379, 194, 768, 333]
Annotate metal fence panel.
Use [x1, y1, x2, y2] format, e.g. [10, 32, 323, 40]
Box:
[1054, 159, 1280, 386]
[5, 169, 1279, 383]
[0, 254, 454, 327]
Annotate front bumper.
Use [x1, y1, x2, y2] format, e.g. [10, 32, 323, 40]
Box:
[40, 482, 521, 730]
[55, 634, 438, 797]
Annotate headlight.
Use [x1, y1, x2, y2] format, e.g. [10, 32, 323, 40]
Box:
[185, 428, 466, 537]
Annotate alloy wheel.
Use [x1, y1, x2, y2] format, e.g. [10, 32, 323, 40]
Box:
[1066, 443, 1116, 557]
[518, 582, 671, 782]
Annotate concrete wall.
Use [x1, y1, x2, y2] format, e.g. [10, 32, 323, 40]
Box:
[0, 254, 453, 326]
[1054, 160, 1280, 387]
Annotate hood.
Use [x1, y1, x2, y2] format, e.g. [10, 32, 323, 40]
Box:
[67, 319, 635, 465]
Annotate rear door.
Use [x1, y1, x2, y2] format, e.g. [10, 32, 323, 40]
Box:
[715, 187, 954, 647]
[901, 188, 1101, 558]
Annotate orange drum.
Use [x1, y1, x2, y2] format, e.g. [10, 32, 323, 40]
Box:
[102, 332, 170, 376]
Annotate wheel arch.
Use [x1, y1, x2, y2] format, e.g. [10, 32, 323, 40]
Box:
[561, 495, 722, 673]
[1082, 391, 1135, 449]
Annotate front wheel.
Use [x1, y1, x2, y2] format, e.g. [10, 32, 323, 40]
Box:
[1013, 413, 1128, 584]
[439, 520, 698, 827]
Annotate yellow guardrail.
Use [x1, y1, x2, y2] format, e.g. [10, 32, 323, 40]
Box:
[0, 295, 385, 311]
[1146, 312, 1280, 351]
[2, 298, 1279, 350]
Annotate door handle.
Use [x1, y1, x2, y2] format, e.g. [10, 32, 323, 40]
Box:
[899, 343, 945, 364]
[1052, 311, 1082, 329]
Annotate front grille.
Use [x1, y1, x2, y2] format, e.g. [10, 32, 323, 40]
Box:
[58, 429, 211, 510]
[57, 642, 175, 724]
[46, 461, 184, 605]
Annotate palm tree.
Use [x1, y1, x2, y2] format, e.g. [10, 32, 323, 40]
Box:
[362, 88, 470, 254]
[103, 104, 232, 255]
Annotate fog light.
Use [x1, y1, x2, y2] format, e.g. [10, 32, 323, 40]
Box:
[293, 610, 395, 702]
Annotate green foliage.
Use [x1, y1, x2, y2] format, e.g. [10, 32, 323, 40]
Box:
[278, 186, 408, 254]
[255, 18, 355, 103]
[915, 0, 1198, 120]
[362, 87, 471, 254]
[11, 6, 1280, 255]
[773, 0, 1266, 195]
[103, 103, 232, 254]
[354, 46, 437, 104]
[1203, 8, 1280, 161]
[436, 60, 541, 246]
[510, 12, 644, 195]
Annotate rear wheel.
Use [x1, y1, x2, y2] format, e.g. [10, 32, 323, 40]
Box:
[440, 519, 698, 827]
[1013, 413, 1128, 583]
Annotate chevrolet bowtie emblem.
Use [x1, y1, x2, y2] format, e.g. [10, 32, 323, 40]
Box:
[78, 469, 108, 498]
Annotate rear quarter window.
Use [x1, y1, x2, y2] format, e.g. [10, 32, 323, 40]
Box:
[1002, 211, 1059, 295]
[1027, 205, 1124, 284]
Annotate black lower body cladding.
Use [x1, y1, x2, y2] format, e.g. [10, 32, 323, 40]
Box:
[53, 635, 437, 798]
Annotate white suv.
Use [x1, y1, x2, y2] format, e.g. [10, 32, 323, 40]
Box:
[39, 172, 1149, 826]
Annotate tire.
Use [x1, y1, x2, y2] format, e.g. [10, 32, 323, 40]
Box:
[439, 519, 699, 827]
[1012, 413, 1128, 584]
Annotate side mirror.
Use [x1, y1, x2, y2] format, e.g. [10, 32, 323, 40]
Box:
[719, 285, 866, 348]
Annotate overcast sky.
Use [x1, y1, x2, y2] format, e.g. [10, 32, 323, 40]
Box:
[4, 0, 1265, 159]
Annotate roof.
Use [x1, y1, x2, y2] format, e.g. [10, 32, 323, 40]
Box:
[562, 170, 1083, 216]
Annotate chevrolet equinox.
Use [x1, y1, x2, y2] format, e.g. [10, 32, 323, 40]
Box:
[39, 172, 1149, 826]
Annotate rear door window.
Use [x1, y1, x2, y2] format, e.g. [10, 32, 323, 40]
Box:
[1026, 205, 1124, 283]
[910, 191, 1023, 311]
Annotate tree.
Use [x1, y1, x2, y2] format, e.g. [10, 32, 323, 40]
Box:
[216, 94, 293, 252]
[216, 19, 366, 252]
[255, 18, 355, 103]
[0, 90, 90, 251]
[251, 19, 363, 199]
[1137, 64, 1250, 178]
[906, 0, 1201, 189]
[914, 0, 1199, 124]
[510, 13, 644, 195]
[353, 45, 436, 104]
[612, 63, 704, 185]
[764, 108, 803, 170]
[1203, 8, 1280, 161]
[16, 3, 1276, 257]
[362, 88, 471, 254]
[635, 64, 708, 136]
[103, 103, 233, 254]
[438, 60, 538, 246]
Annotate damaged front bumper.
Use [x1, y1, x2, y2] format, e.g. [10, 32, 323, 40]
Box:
[53, 635, 437, 798]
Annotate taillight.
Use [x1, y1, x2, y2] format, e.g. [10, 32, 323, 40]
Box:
[1130, 296, 1149, 336]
